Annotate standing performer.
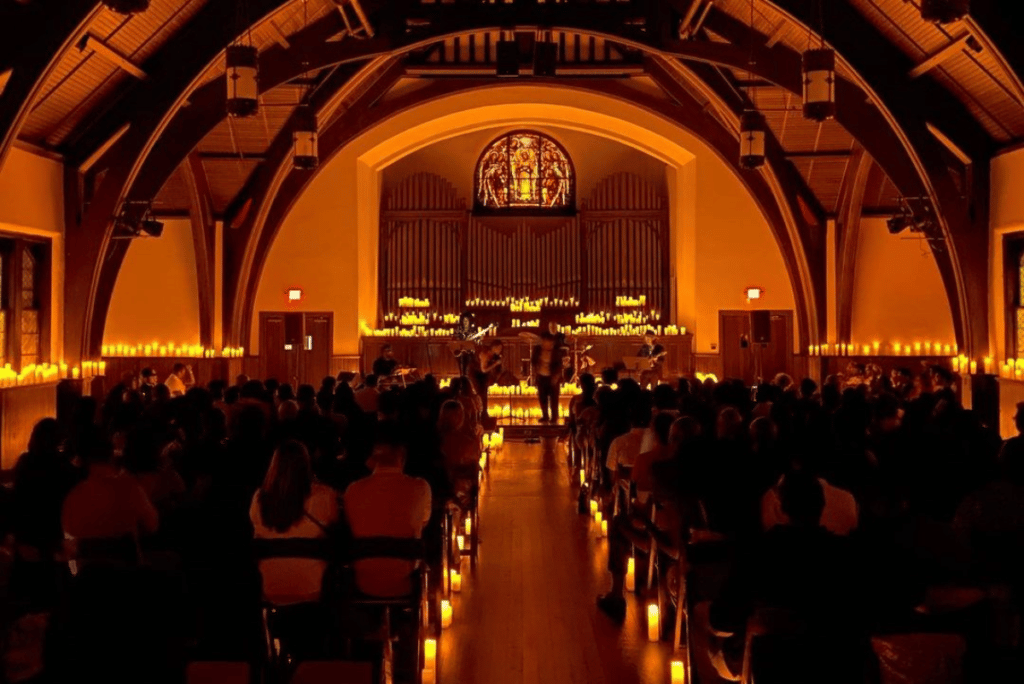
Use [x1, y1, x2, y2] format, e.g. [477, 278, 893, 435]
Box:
[638, 329, 667, 389]
[532, 333, 564, 424]
[473, 339, 504, 416]
[452, 311, 478, 377]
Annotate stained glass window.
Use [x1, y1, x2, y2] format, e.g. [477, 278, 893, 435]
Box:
[1018, 251, 1024, 358]
[20, 249, 39, 366]
[476, 131, 574, 210]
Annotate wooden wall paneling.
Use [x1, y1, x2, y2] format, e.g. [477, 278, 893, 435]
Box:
[259, 312, 288, 384]
[303, 313, 333, 385]
[1, 383, 58, 470]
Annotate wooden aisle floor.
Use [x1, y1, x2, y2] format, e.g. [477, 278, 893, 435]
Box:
[439, 440, 673, 684]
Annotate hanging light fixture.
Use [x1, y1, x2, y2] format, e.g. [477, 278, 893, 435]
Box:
[920, 0, 969, 24]
[226, 44, 259, 118]
[102, 0, 150, 14]
[739, 110, 767, 169]
[292, 104, 318, 170]
[802, 48, 836, 121]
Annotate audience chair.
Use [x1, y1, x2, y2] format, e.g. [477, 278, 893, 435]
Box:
[251, 537, 338, 672]
[344, 537, 431, 684]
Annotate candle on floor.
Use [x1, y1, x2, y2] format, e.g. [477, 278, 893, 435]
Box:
[424, 638, 437, 670]
[465, 517, 472, 536]
[594, 510, 603, 528]
[670, 660, 686, 684]
[457, 534, 465, 551]
[647, 603, 660, 642]
[579, 469, 586, 486]
[625, 557, 636, 592]
[590, 500, 598, 516]
[600, 519, 608, 537]
[451, 570, 462, 593]
[441, 599, 453, 628]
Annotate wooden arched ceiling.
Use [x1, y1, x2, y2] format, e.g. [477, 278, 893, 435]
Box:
[2, 1, 1021, 359]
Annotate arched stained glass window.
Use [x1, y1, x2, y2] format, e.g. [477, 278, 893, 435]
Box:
[475, 131, 574, 211]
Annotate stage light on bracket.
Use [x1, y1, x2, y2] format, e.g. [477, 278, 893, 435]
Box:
[746, 287, 763, 301]
[226, 45, 259, 118]
[920, 0, 969, 24]
[287, 288, 303, 303]
[739, 110, 767, 169]
[102, 0, 150, 14]
[802, 48, 836, 122]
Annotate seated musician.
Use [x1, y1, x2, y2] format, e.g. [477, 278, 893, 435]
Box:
[372, 344, 399, 378]
[638, 329, 667, 389]
[454, 311, 477, 376]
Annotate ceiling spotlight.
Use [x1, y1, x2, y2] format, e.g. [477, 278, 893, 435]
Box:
[102, 0, 150, 14]
[140, 218, 164, 238]
[920, 0, 970, 25]
[887, 215, 911, 235]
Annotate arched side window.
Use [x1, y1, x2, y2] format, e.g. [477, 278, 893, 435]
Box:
[475, 131, 575, 212]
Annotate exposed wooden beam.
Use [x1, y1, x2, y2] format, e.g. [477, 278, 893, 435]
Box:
[926, 122, 973, 166]
[268, 21, 292, 49]
[181, 153, 216, 346]
[764, 22, 788, 49]
[834, 147, 872, 341]
[198, 151, 269, 162]
[405, 64, 645, 77]
[908, 33, 973, 79]
[0, 69, 11, 97]
[79, 122, 130, 172]
[78, 34, 147, 80]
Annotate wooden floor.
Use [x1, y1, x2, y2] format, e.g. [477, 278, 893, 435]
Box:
[439, 440, 673, 684]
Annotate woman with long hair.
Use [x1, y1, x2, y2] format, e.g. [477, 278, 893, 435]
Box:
[250, 440, 339, 605]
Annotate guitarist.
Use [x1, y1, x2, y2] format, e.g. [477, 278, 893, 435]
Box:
[638, 329, 667, 389]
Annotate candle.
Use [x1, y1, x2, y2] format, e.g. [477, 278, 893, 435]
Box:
[579, 469, 586, 486]
[72, 367, 80, 379]
[671, 660, 686, 684]
[464, 517, 472, 536]
[625, 557, 636, 592]
[424, 638, 437, 670]
[969, 360, 978, 374]
[441, 599, 453, 628]
[647, 603, 660, 642]
[457, 534, 464, 551]
[594, 511, 603, 528]
[422, 668, 436, 684]
[984, 357, 993, 375]
[590, 500, 598, 516]
[451, 570, 462, 593]
[99, 361, 106, 375]
[600, 519, 608, 537]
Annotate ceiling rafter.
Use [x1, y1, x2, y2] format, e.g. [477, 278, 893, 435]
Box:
[834, 145, 873, 342]
[228, 76, 821, 350]
[181, 152, 216, 346]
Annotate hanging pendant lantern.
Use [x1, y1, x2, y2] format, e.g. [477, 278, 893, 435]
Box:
[739, 110, 766, 169]
[292, 105, 318, 170]
[226, 45, 259, 118]
[921, 0, 969, 24]
[802, 48, 836, 122]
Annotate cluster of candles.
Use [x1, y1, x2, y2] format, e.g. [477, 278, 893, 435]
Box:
[565, 323, 686, 337]
[488, 381, 580, 396]
[382, 312, 461, 325]
[487, 404, 571, 421]
[998, 358, 1024, 379]
[101, 343, 244, 358]
[951, 355, 992, 375]
[579, 466, 687, 683]
[365, 327, 457, 338]
[615, 295, 647, 307]
[0, 360, 108, 388]
[398, 297, 430, 308]
[464, 296, 580, 308]
[510, 318, 540, 328]
[807, 341, 958, 357]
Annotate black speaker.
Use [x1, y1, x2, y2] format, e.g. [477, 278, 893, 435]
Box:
[750, 310, 772, 344]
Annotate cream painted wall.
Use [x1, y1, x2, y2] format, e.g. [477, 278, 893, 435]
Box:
[254, 85, 805, 356]
[850, 218, 955, 347]
[989, 147, 1024, 361]
[104, 218, 202, 347]
[0, 146, 65, 363]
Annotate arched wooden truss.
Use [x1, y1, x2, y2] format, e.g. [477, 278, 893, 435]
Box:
[1, 0, 1014, 360]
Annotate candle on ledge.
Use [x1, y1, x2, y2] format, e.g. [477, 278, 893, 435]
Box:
[464, 517, 472, 536]
[72, 367, 80, 379]
[457, 534, 465, 551]
[441, 599, 453, 628]
[625, 557, 636, 592]
[671, 660, 686, 684]
[647, 603, 660, 642]
[969, 360, 978, 375]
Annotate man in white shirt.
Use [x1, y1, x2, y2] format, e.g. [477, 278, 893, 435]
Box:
[762, 472, 859, 536]
[353, 374, 381, 414]
[605, 398, 653, 477]
[164, 363, 194, 398]
[343, 428, 432, 597]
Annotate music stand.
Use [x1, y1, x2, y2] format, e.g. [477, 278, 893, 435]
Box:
[621, 356, 653, 378]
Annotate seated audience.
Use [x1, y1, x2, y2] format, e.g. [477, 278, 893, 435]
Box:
[354, 374, 381, 414]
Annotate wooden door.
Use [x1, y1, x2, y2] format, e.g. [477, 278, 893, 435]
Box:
[720, 312, 753, 383]
[719, 310, 794, 385]
[259, 313, 291, 384]
[302, 313, 332, 385]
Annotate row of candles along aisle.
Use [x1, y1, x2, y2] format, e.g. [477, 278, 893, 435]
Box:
[0, 361, 106, 388]
[100, 344, 245, 358]
[808, 341, 958, 356]
[422, 430, 503, 684]
[579, 470, 687, 683]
